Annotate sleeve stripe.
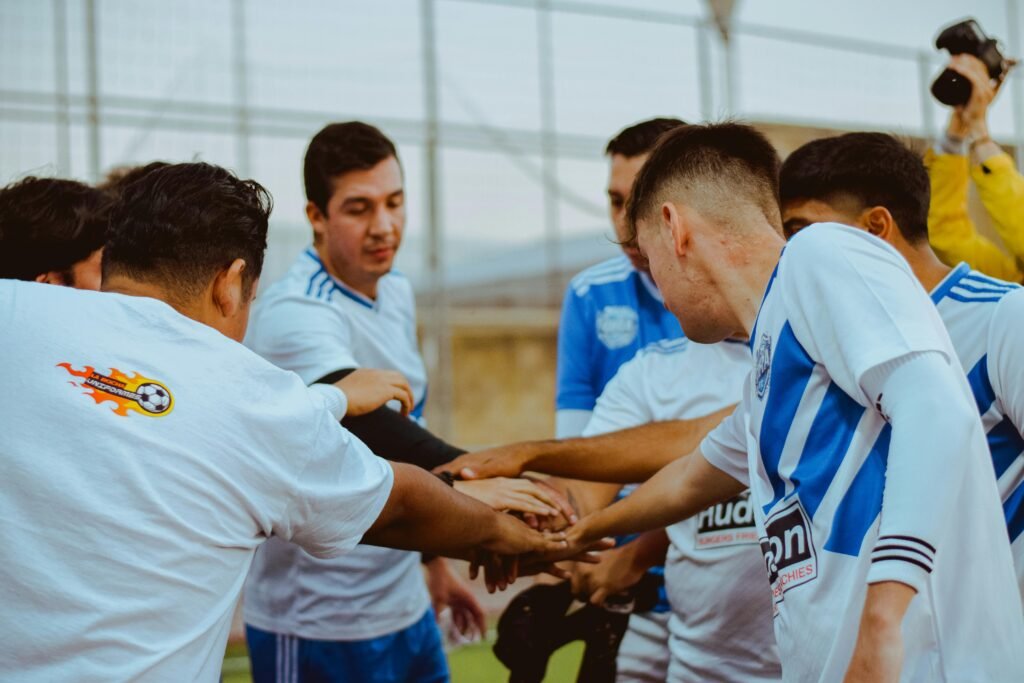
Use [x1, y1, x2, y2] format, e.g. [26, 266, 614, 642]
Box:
[871, 555, 933, 574]
[877, 534, 936, 553]
[872, 544, 934, 562]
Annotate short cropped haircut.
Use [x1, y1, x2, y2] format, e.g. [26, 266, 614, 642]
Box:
[104, 162, 271, 301]
[0, 177, 110, 282]
[605, 117, 687, 158]
[304, 122, 399, 214]
[779, 132, 930, 243]
[626, 122, 782, 239]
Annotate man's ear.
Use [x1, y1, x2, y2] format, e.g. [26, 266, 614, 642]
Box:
[35, 271, 66, 286]
[212, 259, 248, 318]
[662, 201, 690, 258]
[306, 201, 327, 244]
[861, 206, 896, 240]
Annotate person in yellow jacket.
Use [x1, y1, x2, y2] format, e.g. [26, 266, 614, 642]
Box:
[926, 54, 1024, 283]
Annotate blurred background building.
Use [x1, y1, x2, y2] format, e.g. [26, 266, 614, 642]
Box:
[2, 0, 1022, 448]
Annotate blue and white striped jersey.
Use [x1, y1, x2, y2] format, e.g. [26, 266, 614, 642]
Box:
[932, 263, 1024, 597]
[701, 224, 1023, 681]
[242, 247, 431, 641]
[556, 254, 683, 436]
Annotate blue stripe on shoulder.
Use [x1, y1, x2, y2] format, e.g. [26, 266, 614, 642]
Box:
[824, 425, 891, 556]
[1004, 481, 1024, 543]
[961, 272, 1020, 289]
[775, 383, 864, 520]
[758, 321, 815, 513]
[966, 355, 996, 415]
[989, 415, 1024, 479]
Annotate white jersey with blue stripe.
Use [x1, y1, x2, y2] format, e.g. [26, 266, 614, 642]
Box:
[701, 224, 1023, 681]
[241, 247, 430, 641]
[932, 263, 1024, 599]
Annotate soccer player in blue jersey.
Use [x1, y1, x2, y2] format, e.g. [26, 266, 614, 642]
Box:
[556, 117, 685, 439]
[778, 132, 1024, 605]
[565, 123, 1024, 681]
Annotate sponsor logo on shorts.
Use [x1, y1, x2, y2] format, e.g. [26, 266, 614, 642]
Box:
[695, 491, 758, 549]
[596, 306, 639, 350]
[58, 363, 174, 417]
[755, 333, 771, 399]
[759, 499, 817, 603]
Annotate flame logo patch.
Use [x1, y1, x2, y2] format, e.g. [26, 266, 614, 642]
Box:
[58, 363, 174, 417]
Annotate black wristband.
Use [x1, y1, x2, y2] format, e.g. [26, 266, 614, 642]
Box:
[436, 470, 456, 487]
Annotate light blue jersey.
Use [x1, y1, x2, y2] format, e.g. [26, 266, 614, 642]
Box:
[556, 255, 682, 436]
[932, 263, 1024, 596]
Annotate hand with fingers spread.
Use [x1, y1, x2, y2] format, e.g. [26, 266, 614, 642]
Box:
[335, 368, 414, 417]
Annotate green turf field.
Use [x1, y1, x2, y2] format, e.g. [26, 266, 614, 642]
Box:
[222, 639, 584, 683]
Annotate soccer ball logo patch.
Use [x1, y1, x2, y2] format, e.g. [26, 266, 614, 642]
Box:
[58, 363, 175, 418]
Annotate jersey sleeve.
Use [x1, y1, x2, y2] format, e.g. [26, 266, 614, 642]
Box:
[556, 283, 597, 413]
[700, 394, 751, 486]
[247, 295, 359, 385]
[988, 288, 1024, 434]
[276, 407, 394, 559]
[581, 353, 654, 437]
[780, 225, 953, 406]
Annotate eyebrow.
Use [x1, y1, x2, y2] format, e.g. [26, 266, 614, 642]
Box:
[339, 189, 404, 208]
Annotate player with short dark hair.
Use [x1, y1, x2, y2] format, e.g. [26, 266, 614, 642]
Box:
[780, 131, 1024, 604]
[568, 122, 1024, 681]
[0, 176, 110, 289]
[0, 161, 574, 682]
[243, 122, 568, 683]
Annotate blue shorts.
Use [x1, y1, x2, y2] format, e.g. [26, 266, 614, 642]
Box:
[245, 610, 449, 683]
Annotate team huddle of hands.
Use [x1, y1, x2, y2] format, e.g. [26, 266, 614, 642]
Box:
[336, 368, 622, 603]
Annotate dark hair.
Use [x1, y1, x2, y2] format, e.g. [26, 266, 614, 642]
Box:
[626, 122, 781, 238]
[103, 162, 271, 301]
[0, 177, 110, 282]
[304, 122, 399, 214]
[779, 132, 930, 243]
[606, 117, 687, 158]
[97, 161, 171, 195]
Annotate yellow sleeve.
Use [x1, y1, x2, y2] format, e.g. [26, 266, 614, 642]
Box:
[925, 149, 1023, 282]
[972, 152, 1024, 273]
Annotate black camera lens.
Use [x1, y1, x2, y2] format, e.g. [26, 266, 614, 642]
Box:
[931, 67, 974, 107]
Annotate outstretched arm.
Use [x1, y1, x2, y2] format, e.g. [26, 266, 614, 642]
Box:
[437, 406, 735, 484]
[362, 462, 568, 558]
[568, 449, 745, 547]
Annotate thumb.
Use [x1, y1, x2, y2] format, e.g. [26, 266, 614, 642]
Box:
[459, 467, 478, 480]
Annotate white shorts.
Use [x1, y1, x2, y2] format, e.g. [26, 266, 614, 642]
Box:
[615, 611, 671, 683]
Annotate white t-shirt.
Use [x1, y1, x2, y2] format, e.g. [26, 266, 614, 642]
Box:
[0, 281, 393, 683]
[584, 338, 781, 682]
[931, 265, 1024, 602]
[701, 224, 1024, 682]
[243, 248, 430, 640]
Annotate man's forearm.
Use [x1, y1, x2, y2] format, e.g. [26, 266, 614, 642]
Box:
[362, 463, 498, 557]
[528, 408, 734, 483]
[573, 450, 744, 544]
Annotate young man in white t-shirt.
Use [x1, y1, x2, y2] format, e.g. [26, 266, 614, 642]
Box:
[561, 123, 1024, 681]
[778, 131, 1024, 605]
[243, 122, 569, 683]
[0, 162, 572, 683]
